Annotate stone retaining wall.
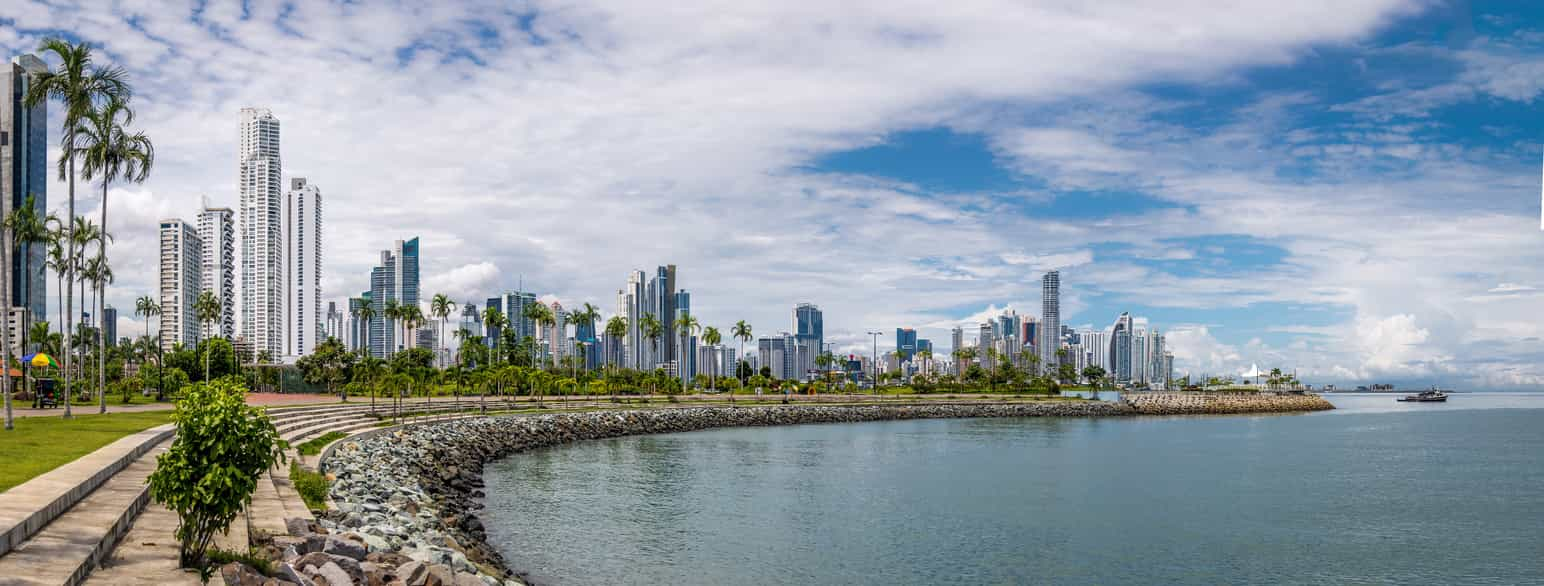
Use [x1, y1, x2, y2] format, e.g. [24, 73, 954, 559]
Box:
[1123, 392, 1334, 415]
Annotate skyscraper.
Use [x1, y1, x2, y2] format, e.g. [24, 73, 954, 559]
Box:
[1039, 270, 1060, 374]
[621, 270, 645, 368]
[950, 326, 964, 374]
[348, 295, 369, 351]
[3, 54, 48, 326]
[1109, 312, 1132, 384]
[285, 178, 322, 357]
[196, 205, 235, 339]
[674, 291, 692, 380]
[158, 219, 202, 351]
[650, 265, 677, 368]
[239, 107, 283, 356]
[896, 327, 917, 360]
[323, 301, 344, 343]
[794, 303, 822, 376]
[103, 306, 117, 346]
[366, 237, 419, 358]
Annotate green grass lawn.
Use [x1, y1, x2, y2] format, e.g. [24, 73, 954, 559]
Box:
[0, 411, 174, 492]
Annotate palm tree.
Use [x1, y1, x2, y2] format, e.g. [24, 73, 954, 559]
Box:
[69, 217, 101, 391]
[521, 302, 553, 372]
[673, 313, 700, 390]
[381, 300, 401, 356]
[26, 38, 128, 420]
[702, 326, 722, 395]
[603, 315, 627, 400]
[82, 253, 114, 412]
[194, 291, 220, 382]
[1, 195, 44, 428]
[569, 303, 599, 375]
[732, 320, 753, 388]
[429, 294, 456, 368]
[481, 306, 506, 364]
[353, 298, 375, 355]
[134, 296, 161, 399]
[639, 313, 662, 394]
[400, 304, 424, 354]
[74, 95, 151, 412]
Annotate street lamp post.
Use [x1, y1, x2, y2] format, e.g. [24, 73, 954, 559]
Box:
[866, 331, 882, 400]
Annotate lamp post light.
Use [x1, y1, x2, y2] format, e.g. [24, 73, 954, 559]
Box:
[866, 331, 882, 400]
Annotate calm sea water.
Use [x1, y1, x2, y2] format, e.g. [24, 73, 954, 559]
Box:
[481, 393, 1544, 585]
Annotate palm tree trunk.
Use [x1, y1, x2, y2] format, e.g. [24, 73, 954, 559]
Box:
[97, 181, 107, 413]
[63, 158, 75, 419]
[2, 232, 13, 430]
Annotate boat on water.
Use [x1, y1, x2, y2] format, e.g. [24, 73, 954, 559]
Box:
[1397, 390, 1448, 403]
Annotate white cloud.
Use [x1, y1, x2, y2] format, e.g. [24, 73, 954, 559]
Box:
[11, 1, 1544, 388]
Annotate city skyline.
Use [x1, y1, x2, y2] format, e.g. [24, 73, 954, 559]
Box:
[5, 4, 1544, 388]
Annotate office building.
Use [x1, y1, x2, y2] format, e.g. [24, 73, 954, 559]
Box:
[3, 54, 48, 325]
[794, 302, 823, 360]
[1039, 270, 1060, 375]
[366, 237, 419, 357]
[158, 219, 202, 351]
[644, 265, 677, 369]
[323, 301, 344, 343]
[896, 327, 917, 360]
[950, 326, 964, 373]
[1109, 312, 1132, 384]
[347, 295, 369, 351]
[285, 178, 322, 357]
[619, 270, 646, 368]
[196, 205, 235, 339]
[239, 107, 283, 356]
[103, 306, 117, 346]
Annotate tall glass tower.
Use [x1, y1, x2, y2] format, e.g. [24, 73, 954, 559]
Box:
[1039, 270, 1060, 374]
[3, 54, 48, 327]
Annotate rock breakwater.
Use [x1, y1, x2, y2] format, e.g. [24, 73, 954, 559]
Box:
[319, 397, 1330, 584]
[1124, 392, 1334, 415]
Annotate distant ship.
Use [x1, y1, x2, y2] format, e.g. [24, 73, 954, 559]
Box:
[1397, 389, 1448, 403]
[1354, 384, 1397, 392]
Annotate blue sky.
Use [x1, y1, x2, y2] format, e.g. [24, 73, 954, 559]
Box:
[4, 1, 1544, 387]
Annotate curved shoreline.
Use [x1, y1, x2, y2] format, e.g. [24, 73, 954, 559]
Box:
[320, 397, 1331, 584]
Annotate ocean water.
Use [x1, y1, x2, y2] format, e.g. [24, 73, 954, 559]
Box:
[480, 393, 1544, 585]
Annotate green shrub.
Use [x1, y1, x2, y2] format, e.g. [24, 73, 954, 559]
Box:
[148, 379, 286, 567]
[295, 431, 348, 456]
[204, 546, 273, 575]
[290, 462, 329, 511]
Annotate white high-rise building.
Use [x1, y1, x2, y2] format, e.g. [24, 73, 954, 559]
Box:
[158, 219, 202, 351]
[196, 204, 235, 340]
[621, 270, 646, 368]
[1040, 270, 1060, 373]
[239, 107, 283, 357]
[285, 177, 322, 357]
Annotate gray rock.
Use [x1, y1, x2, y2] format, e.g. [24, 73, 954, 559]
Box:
[452, 572, 486, 586]
[397, 561, 428, 586]
[314, 561, 355, 586]
[275, 562, 308, 585]
[423, 564, 456, 586]
[218, 561, 266, 586]
[295, 551, 334, 571]
[324, 534, 369, 560]
[327, 553, 366, 583]
[285, 517, 316, 536]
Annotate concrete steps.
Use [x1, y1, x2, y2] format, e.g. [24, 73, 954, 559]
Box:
[0, 438, 171, 585]
[0, 424, 174, 559]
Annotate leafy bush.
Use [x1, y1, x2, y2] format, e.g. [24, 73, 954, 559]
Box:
[204, 546, 273, 575]
[148, 379, 286, 567]
[290, 462, 329, 511]
[295, 431, 348, 456]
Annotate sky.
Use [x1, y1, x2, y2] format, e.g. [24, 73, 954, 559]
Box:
[3, 1, 1544, 389]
